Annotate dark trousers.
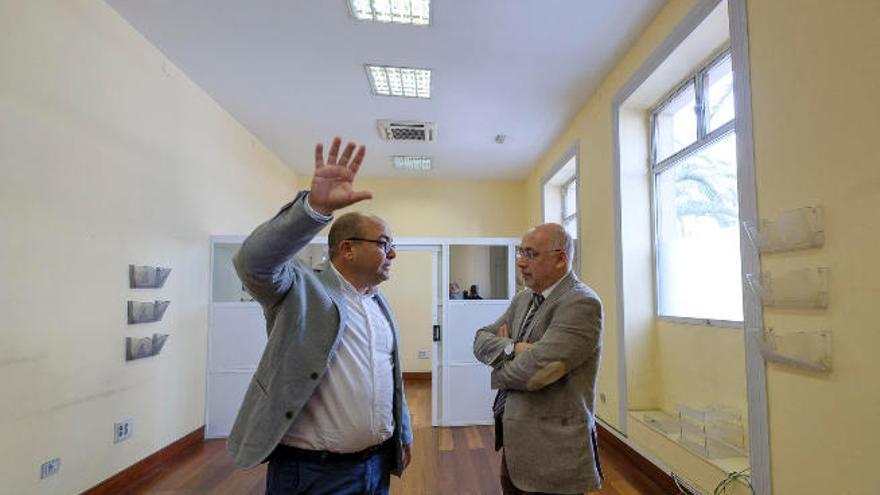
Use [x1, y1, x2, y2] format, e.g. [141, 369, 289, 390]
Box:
[265, 444, 391, 495]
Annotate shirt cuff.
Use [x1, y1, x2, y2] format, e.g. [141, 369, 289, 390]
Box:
[491, 338, 514, 367]
[302, 192, 333, 223]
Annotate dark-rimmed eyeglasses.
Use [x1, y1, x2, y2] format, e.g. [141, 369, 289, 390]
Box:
[515, 246, 563, 260]
[346, 237, 396, 254]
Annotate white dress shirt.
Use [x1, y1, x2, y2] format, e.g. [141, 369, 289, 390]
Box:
[281, 262, 396, 453]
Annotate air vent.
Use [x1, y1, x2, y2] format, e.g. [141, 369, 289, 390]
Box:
[377, 120, 437, 143]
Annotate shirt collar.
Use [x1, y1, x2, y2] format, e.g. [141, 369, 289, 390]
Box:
[329, 261, 378, 298]
[536, 271, 569, 299]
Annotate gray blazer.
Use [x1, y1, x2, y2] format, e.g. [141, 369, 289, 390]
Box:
[473, 272, 603, 494]
[226, 191, 413, 474]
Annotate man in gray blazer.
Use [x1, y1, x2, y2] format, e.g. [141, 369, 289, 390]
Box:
[228, 137, 413, 495]
[474, 224, 603, 495]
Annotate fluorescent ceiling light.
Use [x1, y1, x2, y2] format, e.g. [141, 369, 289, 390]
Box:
[366, 65, 431, 98]
[349, 0, 431, 25]
[393, 156, 432, 171]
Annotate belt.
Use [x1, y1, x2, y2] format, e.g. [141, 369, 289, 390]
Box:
[272, 439, 392, 464]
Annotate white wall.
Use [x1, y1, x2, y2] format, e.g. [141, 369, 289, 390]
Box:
[0, 1, 298, 493]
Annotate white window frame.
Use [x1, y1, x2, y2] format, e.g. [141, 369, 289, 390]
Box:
[541, 142, 580, 275]
[650, 47, 742, 327]
[561, 176, 577, 227]
[612, 2, 770, 491]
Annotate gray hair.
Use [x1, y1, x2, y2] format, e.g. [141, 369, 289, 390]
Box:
[545, 223, 574, 267]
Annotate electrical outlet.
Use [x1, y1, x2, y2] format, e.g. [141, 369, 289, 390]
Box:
[417, 349, 430, 359]
[40, 458, 60, 479]
[114, 417, 133, 443]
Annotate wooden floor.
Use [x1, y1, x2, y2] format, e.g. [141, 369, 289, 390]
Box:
[127, 380, 666, 495]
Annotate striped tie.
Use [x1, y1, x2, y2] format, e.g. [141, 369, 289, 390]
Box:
[492, 293, 545, 419]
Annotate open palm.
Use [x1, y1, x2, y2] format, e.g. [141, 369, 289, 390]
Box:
[309, 137, 372, 215]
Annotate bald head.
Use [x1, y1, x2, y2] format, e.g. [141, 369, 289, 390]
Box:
[530, 223, 574, 268]
[517, 223, 573, 292]
[328, 212, 384, 259]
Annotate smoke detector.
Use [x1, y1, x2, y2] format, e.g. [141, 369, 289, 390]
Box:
[377, 120, 437, 143]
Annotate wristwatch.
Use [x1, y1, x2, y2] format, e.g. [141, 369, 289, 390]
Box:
[503, 341, 515, 359]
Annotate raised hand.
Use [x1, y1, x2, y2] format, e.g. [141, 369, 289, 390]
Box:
[308, 137, 373, 215]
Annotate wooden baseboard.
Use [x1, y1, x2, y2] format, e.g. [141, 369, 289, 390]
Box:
[596, 423, 698, 495]
[403, 372, 431, 381]
[82, 426, 205, 495]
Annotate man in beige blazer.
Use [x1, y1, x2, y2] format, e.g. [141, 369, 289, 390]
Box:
[473, 224, 603, 494]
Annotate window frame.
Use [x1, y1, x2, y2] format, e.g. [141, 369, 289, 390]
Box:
[649, 47, 742, 327]
[561, 176, 578, 231]
[541, 142, 580, 276]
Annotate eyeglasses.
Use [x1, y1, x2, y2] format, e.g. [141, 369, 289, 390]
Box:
[515, 246, 563, 260]
[346, 237, 397, 254]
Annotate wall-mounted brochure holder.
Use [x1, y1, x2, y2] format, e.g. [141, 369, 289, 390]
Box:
[745, 267, 830, 309]
[125, 333, 169, 361]
[127, 300, 171, 324]
[676, 405, 746, 459]
[743, 206, 824, 253]
[129, 265, 172, 288]
[759, 327, 832, 372]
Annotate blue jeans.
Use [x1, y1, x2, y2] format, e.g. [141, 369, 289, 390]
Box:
[265, 447, 391, 495]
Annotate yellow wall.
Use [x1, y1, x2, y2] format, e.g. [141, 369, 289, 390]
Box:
[747, 1, 880, 493]
[526, 0, 880, 493]
[381, 251, 435, 373]
[323, 176, 527, 238]
[654, 321, 748, 426]
[3, 0, 875, 493]
[525, 0, 702, 431]
[0, 1, 298, 493]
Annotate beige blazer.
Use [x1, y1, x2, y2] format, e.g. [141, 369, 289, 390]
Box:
[473, 272, 603, 493]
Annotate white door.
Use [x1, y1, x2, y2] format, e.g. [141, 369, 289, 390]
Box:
[205, 303, 266, 438]
[441, 301, 509, 425]
[439, 243, 515, 426]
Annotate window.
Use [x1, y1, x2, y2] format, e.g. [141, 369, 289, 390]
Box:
[651, 50, 742, 322]
[542, 147, 579, 273]
[561, 177, 577, 240]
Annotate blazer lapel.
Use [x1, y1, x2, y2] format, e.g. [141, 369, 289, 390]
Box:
[314, 261, 348, 341]
[520, 272, 578, 343]
[372, 293, 399, 334]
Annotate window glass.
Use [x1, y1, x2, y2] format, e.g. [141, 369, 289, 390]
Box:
[706, 55, 735, 132]
[655, 82, 697, 162]
[563, 180, 577, 218]
[655, 133, 742, 321]
[449, 245, 509, 300]
[563, 217, 577, 240]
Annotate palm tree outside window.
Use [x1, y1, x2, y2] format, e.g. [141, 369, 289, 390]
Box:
[651, 49, 743, 323]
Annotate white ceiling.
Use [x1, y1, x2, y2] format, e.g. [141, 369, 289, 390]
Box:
[106, 0, 667, 180]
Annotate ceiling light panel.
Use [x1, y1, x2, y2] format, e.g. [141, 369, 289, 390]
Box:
[349, 0, 431, 25]
[393, 156, 432, 171]
[367, 65, 431, 98]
